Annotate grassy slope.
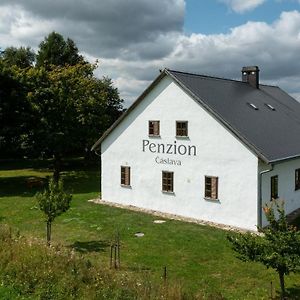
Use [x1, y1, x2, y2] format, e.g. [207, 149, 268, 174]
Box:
[0, 159, 300, 299]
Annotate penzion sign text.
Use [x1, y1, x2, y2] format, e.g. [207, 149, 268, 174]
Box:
[142, 139, 197, 156]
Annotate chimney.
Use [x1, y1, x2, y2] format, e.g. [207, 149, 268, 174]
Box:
[242, 66, 259, 88]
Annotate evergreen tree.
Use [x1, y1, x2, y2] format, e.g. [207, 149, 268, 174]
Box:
[36, 32, 85, 67]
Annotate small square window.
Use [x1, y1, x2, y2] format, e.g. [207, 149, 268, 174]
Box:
[271, 175, 278, 200]
[162, 171, 173, 192]
[121, 166, 130, 186]
[176, 121, 188, 137]
[205, 176, 218, 200]
[295, 169, 300, 191]
[149, 121, 160, 136]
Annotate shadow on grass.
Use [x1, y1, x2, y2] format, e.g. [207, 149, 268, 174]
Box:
[284, 285, 300, 299]
[69, 240, 109, 253]
[0, 170, 99, 197]
[0, 176, 47, 197]
[61, 170, 100, 195]
[0, 159, 52, 171]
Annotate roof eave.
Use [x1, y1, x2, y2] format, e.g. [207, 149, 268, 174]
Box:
[269, 154, 300, 164]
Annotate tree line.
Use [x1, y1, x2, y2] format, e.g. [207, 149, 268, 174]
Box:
[0, 32, 124, 178]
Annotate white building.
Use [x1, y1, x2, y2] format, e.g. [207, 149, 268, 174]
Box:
[92, 66, 300, 231]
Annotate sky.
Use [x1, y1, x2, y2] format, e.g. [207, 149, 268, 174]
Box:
[1, 0, 300, 106]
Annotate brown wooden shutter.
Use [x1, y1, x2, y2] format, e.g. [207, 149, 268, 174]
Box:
[125, 167, 130, 186]
[211, 177, 218, 199]
[154, 121, 160, 136]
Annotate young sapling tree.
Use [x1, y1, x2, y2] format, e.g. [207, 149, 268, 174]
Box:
[227, 201, 300, 299]
[36, 178, 72, 245]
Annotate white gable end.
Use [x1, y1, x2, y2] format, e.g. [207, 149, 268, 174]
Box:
[101, 75, 259, 230]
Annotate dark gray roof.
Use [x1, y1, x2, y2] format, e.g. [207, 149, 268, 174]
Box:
[92, 68, 300, 163]
[167, 69, 300, 162]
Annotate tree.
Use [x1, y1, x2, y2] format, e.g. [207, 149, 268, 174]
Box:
[1, 46, 35, 68]
[36, 32, 84, 67]
[36, 178, 72, 246]
[0, 60, 33, 158]
[1, 32, 123, 163]
[19, 62, 123, 180]
[227, 201, 300, 298]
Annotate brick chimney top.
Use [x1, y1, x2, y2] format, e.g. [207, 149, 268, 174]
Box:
[242, 66, 259, 89]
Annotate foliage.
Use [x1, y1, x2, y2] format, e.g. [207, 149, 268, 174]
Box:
[36, 178, 72, 245]
[36, 31, 85, 67]
[0, 32, 124, 167]
[18, 62, 123, 177]
[227, 201, 300, 298]
[0, 46, 35, 68]
[0, 60, 33, 158]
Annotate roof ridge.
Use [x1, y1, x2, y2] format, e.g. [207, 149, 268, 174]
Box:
[166, 68, 245, 84]
[166, 68, 277, 88]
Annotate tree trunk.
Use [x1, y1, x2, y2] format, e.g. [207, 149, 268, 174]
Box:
[53, 155, 61, 182]
[46, 221, 51, 246]
[279, 271, 285, 299]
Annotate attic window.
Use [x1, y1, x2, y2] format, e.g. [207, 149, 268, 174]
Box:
[265, 103, 276, 111]
[247, 103, 258, 110]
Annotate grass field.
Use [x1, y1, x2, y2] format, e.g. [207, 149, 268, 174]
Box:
[0, 159, 300, 299]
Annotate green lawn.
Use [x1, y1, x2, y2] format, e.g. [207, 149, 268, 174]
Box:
[0, 159, 300, 299]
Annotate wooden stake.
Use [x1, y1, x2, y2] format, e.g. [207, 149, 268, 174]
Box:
[163, 266, 167, 282]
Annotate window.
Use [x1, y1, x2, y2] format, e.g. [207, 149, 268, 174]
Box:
[162, 171, 173, 192]
[121, 166, 130, 186]
[295, 169, 300, 190]
[205, 176, 218, 200]
[271, 175, 278, 200]
[148, 120, 160, 136]
[176, 121, 188, 137]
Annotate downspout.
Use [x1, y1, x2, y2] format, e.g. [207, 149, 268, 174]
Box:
[258, 164, 273, 228]
[94, 149, 101, 199]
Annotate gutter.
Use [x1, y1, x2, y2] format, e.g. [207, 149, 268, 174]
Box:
[258, 164, 273, 229]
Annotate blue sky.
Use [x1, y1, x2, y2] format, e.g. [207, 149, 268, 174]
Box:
[185, 0, 300, 34]
[0, 0, 300, 104]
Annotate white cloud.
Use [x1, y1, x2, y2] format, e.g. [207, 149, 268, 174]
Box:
[0, 1, 300, 107]
[220, 0, 266, 13]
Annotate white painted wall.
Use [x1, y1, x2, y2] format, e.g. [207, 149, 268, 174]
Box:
[260, 159, 300, 227]
[101, 76, 259, 231]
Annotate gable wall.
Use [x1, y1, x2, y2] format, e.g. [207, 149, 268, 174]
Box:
[260, 158, 300, 227]
[101, 76, 259, 230]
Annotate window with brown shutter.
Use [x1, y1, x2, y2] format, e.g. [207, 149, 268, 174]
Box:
[121, 166, 130, 186]
[149, 121, 160, 136]
[296, 169, 300, 191]
[205, 176, 218, 200]
[176, 121, 188, 137]
[271, 175, 278, 200]
[162, 171, 174, 192]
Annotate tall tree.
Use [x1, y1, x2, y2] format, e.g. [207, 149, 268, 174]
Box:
[36, 32, 84, 67]
[1, 46, 35, 68]
[0, 61, 33, 158]
[20, 62, 123, 179]
[227, 202, 300, 299]
[1, 32, 123, 163]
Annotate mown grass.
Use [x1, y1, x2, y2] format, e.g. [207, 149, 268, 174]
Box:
[0, 159, 300, 299]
